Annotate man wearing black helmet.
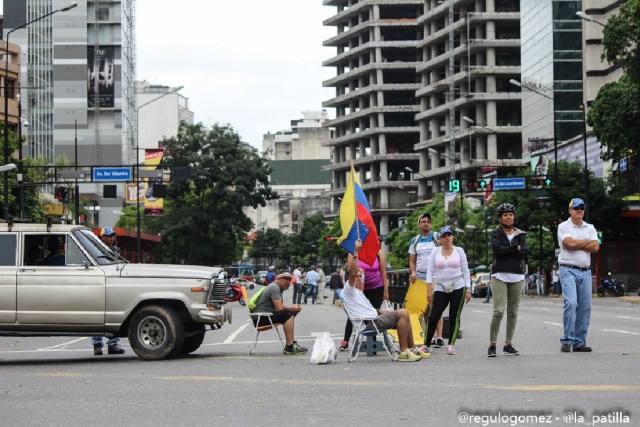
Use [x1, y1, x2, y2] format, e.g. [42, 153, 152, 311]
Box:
[487, 203, 528, 357]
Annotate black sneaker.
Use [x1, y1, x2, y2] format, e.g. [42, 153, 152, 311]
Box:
[503, 344, 519, 356]
[560, 344, 571, 353]
[93, 345, 103, 356]
[572, 345, 592, 353]
[108, 344, 125, 355]
[487, 345, 496, 357]
[435, 338, 445, 348]
[283, 344, 306, 355]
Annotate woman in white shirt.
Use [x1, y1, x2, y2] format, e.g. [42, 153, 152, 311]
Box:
[420, 226, 471, 355]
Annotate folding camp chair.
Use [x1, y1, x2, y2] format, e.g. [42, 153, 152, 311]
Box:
[337, 289, 397, 363]
[240, 287, 286, 355]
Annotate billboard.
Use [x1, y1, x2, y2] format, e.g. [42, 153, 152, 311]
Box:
[144, 149, 164, 216]
[88, 46, 115, 108]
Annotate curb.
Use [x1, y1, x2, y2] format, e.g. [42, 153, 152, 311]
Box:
[619, 296, 640, 305]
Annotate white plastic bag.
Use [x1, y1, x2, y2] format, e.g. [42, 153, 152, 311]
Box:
[309, 332, 337, 365]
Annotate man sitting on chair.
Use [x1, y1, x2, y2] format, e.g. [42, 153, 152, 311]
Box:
[252, 271, 308, 355]
[341, 239, 430, 362]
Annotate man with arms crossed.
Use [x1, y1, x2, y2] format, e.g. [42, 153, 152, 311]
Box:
[557, 198, 599, 353]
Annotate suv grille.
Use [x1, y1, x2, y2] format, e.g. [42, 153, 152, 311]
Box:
[208, 279, 228, 303]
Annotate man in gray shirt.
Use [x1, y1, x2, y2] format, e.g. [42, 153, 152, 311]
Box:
[254, 272, 308, 355]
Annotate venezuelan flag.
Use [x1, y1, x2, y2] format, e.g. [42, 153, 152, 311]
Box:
[337, 165, 380, 266]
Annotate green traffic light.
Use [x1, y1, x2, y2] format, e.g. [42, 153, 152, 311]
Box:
[545, 179, 552, 186]
[479, 180, 486, 189]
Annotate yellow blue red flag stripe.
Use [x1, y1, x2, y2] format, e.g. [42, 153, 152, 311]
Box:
[337, 165, 380, 265]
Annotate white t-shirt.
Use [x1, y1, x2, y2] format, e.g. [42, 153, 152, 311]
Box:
[408, 232, 437, 280]
[557, 218, 597, 268]
[341, 283, 378, 331]
[426, 246, 471, 292]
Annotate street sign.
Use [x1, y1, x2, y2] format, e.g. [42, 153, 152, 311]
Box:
[93, 167, 132, 181]
[620, 156, 628, 172]
[493, 177, 526, 191]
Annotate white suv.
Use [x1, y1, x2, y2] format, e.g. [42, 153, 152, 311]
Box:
[0, 223, 231, 360]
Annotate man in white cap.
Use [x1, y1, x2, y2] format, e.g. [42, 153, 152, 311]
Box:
[252, 271, 308, 355]
[557, 197, 599, 353]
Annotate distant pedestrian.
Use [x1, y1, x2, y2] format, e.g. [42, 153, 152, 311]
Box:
[558, 198, 599, 353]
[292, 265, 303, 304]
[552, 265, 561, 295]
[92, 227, 125, 356]
[304, 266, 320, 304]
[316, 266, 326, 304]
[487, 203, 527, 357]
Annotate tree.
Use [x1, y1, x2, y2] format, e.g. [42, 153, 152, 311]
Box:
[150, 122, 277, 265]
[250, 228, 284, 267]
[587, 74, 639, 161]
[588, 0, 640, 161]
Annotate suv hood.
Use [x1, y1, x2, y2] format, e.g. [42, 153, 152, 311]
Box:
[114, 263, 222, 280]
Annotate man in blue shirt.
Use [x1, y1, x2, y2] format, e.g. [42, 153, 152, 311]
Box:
[304, 266, 320, 304]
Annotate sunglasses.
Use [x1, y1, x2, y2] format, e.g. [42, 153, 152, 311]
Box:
[573, 205, 586, 211]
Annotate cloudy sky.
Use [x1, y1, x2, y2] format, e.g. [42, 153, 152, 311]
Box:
[136, 1, 336, 149]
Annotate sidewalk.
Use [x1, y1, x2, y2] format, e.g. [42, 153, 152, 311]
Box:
[620, 296, 640, 304]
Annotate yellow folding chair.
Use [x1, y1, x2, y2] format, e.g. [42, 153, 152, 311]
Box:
[388, 278, 429, 344]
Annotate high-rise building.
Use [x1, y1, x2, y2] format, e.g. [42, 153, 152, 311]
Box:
[322, 0, 422, 239]
[415, 0, 523, 200]
[3, 0, 135, 226]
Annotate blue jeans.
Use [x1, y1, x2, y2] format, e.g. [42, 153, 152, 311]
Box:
[91, 336, 120, 347]
[559, 267, 592, 348]
[304, 284, 317, 304]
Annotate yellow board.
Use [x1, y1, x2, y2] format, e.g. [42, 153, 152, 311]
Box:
[388, 278, 429, 344]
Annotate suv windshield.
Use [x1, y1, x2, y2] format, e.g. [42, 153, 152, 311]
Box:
[73, 229, 123, 265]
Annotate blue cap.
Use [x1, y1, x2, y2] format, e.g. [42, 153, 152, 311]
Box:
[101, 227, 116, 236]
[439, 226, 453, 236]
[569, 198, 585, 208]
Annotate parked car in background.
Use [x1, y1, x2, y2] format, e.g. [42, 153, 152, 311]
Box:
[256, 270, 268, 284]
[472, 273, 492, 298]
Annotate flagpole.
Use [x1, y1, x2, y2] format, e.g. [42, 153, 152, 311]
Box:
[351, 161, 360, 241]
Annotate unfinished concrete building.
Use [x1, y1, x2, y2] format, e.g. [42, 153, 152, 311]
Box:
[322, 0, 423, 238]
[415, 0, 523, 201]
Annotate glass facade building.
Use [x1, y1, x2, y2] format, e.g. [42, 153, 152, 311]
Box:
[520, 0, 584, 166]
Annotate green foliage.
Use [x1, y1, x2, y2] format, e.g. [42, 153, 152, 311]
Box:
[148, 122, 277, 265]
[601, 0, 640, 81]
[587, 75, 639, 161]
[250, 228, 284, 267]
[385, 193, 446, 269]
[588, 0, 640, 162]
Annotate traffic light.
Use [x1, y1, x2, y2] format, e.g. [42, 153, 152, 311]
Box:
[530, 177, 552, 188]
[447, 179, 461, 193]
[597, 231, 603, 244]
[55, 187, 70, 202]
[466, 180, 487, 191]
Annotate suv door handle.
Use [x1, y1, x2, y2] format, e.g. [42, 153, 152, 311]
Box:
[19, 268, 36, 272]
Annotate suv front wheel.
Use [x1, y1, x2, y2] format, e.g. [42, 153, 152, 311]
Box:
[128, 305, 185, 360]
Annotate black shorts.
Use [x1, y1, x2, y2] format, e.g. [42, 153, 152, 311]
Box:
[253, 310, 295, 327]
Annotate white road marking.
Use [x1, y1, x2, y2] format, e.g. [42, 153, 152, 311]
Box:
[38, 337, 88, 351]
[602, 329, 639, 335]
[544, 321, 563, 327]
[223, 322, 250, 344]
[472, 310, 487, 314]
[617, 316, 640, 321]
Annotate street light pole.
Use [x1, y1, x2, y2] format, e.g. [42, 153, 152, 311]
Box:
[3, 2, 78, 222]
[134, 85, 184, 262]
[509, 79, 558, 185]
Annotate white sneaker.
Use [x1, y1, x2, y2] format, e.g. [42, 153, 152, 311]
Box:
[397, 349, 420, 362]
